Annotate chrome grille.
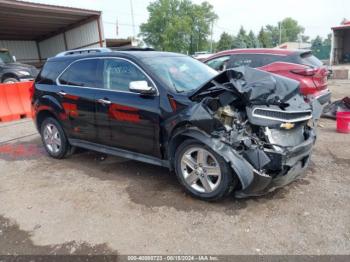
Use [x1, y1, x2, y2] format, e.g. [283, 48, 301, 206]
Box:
[253, 108, 312, 122]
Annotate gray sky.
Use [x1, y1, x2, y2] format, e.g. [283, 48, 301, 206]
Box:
[29, 0, 348, 41]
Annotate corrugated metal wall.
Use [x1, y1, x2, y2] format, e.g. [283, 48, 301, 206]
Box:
[0, 18, 103, 66]
[0, 40, 39, 63]
[39, 34, 66, 60]
[65, 20, 100, 49]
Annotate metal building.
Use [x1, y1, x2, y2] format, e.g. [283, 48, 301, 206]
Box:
[0, 0, 105, 67]
[329, 21, 350, 79]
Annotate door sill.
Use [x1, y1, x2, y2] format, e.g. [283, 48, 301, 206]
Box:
[69, 139, 170, 168]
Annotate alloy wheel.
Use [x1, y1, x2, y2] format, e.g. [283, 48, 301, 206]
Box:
[180, 147, 222, 193]
[43, 123, 62, 154]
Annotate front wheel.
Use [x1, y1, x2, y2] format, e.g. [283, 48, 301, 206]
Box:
[3, 77, 19, 84]
[174, 139, 236, 201]
[40, 117, 71, 159]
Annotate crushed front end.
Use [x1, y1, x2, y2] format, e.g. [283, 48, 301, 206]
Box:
[187, 67, 322, 198]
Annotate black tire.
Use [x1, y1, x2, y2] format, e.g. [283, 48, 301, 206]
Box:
[174, 139, 236, 201]
[3, 77, 19, 84]
[40, 117, 71, 159]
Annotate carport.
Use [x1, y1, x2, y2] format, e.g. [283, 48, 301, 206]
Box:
[0, 0, 104, 66]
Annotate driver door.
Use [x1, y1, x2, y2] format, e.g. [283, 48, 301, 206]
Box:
[95, 58, 161, 157]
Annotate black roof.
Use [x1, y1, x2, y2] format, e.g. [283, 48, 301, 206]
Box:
[48, 51, 186, 62]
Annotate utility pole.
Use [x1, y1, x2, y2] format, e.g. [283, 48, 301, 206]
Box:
[279, 22, 282, 46]
[130, 0, 136, 39]
[210, 20, 214, 53]
[116, 17, 119, 36]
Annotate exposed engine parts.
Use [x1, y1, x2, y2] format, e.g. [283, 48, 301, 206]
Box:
[175, 67, 322, 197]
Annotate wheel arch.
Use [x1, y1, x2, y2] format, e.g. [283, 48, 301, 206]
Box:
[169, 127, 256, 191]
[1, 72, 19, 82]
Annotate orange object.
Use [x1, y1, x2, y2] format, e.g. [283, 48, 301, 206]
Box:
[0, 81, 33, 122]
[336, 111, 350, 133]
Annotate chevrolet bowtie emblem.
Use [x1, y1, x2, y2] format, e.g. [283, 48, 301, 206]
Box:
[280, 122, 295, 129]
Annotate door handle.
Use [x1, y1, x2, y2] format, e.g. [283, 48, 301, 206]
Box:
[97, 98, 111, 105]
[58, 91, 67, 96]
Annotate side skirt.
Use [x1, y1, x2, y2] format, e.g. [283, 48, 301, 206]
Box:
[69, 139, 170, 168]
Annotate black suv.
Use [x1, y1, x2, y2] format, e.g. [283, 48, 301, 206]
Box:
[0, 49, 38, 83]
[32, 48, 321, 201]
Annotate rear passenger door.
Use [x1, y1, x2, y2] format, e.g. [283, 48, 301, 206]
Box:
[57, 59, 101, 142]
[94, 58, 161, 157]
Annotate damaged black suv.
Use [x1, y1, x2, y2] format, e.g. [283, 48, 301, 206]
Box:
[32, 48, 321, 201]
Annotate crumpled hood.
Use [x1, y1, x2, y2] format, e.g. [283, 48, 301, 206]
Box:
[190, 67, 301, 106]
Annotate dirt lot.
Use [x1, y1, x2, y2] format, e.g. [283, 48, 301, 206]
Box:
[0, 80, 349, 255]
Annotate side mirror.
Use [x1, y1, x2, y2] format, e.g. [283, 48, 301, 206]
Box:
[129, 80, 156, 95]
[12, 56, 16, 62]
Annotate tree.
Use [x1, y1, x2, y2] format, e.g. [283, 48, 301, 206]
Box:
[262, 18, 305, 47]
[139, 0, 217, 54]
[258, 27, 273, 48]
[301, 35, 310, 43]
[216, 32, 234, 51]
[247, 30, 259, 48]
[232, 26, 247, 48]
[280, 17, 305, 42]
[324, 33, 332, 46]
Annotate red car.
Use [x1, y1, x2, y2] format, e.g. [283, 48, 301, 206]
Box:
[203, 48, 331, 105]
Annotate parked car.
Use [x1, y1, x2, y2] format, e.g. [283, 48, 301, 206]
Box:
[204, 49, 331, 105]
[32, 48, 321, 201]
[192, 51, 213, 61]
[0, 48, 39, 83]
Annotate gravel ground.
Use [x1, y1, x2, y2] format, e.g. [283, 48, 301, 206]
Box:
[0, 81, 349, 255]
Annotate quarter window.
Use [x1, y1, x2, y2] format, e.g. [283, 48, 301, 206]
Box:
[59, 59, 98, 87]
[103, 59, 148, 92]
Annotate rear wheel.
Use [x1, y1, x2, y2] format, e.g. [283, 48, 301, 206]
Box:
[40, 117, 71, 159]
[174, 139, 236, 201]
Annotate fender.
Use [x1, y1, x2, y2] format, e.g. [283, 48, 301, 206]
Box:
[33, 95, 66, 128]
[170, 127, 257, 190]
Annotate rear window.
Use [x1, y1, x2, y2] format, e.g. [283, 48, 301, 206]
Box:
[228, 54, 287, 68]
[298, 52, 323, 67]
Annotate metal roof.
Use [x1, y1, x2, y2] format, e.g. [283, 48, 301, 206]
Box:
[0, 0, 101, 41]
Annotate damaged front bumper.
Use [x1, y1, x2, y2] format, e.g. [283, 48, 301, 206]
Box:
[234, 133, 315, 198]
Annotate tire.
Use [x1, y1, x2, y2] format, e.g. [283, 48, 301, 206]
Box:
[40, 117, 71, 159]
[3, 77, 19, 84]
[174, 139, 236, 201]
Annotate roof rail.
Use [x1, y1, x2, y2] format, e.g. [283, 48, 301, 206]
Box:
[56, 48, 112, 57]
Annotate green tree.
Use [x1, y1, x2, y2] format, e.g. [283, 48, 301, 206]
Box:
[247, 30, 259, 48]
[258, 27, 273, 48]
[280, 17, 305, 42]
[232, 26, 247, 48]
[139, 0, 217, 54]
[216, 32, 234, 51]
[262, 18, 305, 47]
[324, 33, 332, 46]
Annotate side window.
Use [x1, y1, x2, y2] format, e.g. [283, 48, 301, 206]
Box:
[206, 56, 231, 71]
[59, 59, 98, 87]
[229, 54, 256, 68]
[103, 59, 148, 92]
[229, 54, 285, 68]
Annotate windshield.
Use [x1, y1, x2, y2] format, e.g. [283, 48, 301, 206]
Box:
[143, 56, 218, 93]
[0, 51, 14, 64]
